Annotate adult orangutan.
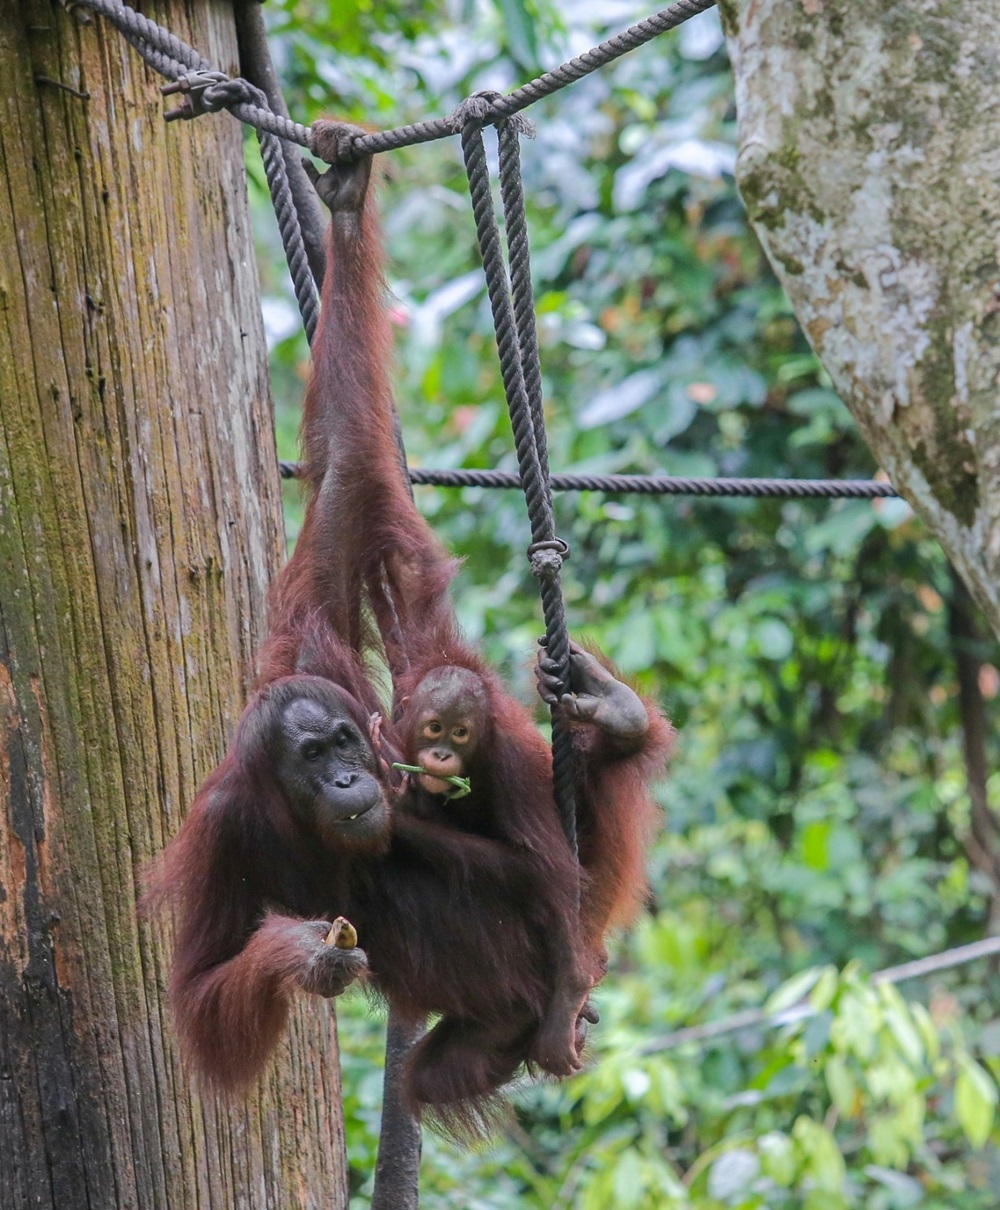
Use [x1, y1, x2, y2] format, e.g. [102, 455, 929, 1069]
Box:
[150, 120, 671, 1141]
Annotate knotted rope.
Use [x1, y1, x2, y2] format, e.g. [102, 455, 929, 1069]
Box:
[457, 106, 579, 853]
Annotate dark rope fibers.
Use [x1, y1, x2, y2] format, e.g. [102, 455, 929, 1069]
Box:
[74, 0, 715, 155]
[279, 462, 900, 500]
[458, 112, 579, 854]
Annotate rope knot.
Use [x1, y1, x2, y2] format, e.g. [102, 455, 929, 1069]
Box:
[527, 537, 570, 581]
[448, 90, 502, 130]
[448, 91, 536, 137]
[309, 120, 368, 164]
[201, 76, 268, 113]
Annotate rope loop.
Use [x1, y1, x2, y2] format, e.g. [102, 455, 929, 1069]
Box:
[449, 90, 503, 130]
[448, 91, 536, 138]
[75, 0, 716, 153]
[158, 72, 274, 125]
[201, 76, 269, 114]
[528, 537, 570, 580]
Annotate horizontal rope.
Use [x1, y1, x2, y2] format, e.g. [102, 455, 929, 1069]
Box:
[349, 0, 717, 157]
[77, 0, 715, 155]
[279, 462, 899, 499]
[645, 935, 1000, 1054]
[76, 0, 311, 141]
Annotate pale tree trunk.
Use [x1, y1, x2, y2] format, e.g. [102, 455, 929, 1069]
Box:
[0, 1, 349, 1206]
[720, 0, 1000, 639]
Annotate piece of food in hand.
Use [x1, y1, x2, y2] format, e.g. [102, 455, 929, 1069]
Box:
[325, 916, 358, 949]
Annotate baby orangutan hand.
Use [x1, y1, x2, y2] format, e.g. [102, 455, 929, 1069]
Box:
[536, 640, 650, 743]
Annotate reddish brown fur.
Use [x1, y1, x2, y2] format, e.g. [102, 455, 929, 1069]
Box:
[144, 147, 424, 1096]
[300, 127, 674, 1129]
[573, 656, 674, 942]
[145, 665, 385, 1092]
[149, 126, 672, 1124]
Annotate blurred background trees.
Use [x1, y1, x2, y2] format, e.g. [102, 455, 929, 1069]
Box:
[253, 2, 1000, 1205]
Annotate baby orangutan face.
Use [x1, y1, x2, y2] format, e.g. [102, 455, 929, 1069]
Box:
[405, 667, 489, 796]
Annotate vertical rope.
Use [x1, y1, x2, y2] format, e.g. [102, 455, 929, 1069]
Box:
[258, 129, 320, 344]
[497, 122, 552, 512]
[460, 117, 578, 856]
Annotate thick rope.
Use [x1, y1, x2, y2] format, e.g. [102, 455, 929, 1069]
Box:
[410, 470, 897, 498]
[498, 121, 552, 510]
[495, 120, 581, 854]
[460, 117, 578, 854]
[279, 463, 900, 498]
[75, 0, 311, 142]
[234, 0, 329, 291]
[74, 0, 715, 367]
[74, 0, 319, 340]
[76, 0, 715, 155]
[346, 0, 717, 157]
[82, 0, 899, 846]
[259, 127, 319, 342]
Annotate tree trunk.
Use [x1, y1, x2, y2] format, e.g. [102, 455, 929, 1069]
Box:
[720, 0, 1000, 639]
[0, 2, 349, 1206]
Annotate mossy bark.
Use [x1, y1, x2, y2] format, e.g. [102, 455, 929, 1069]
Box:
[721, 0, 1000, 636]
[0, 1, 349, 1206]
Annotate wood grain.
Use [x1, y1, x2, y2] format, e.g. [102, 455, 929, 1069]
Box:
[0, 1, 348, 1204]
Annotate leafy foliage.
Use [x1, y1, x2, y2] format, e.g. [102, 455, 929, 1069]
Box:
[252, 1, 1000, 1204]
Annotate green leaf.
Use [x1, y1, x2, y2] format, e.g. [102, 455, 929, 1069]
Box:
[810, 965, 839, 1013]
[830, 989, 880, 1061]
[496, 0, 539, 69]
[868, 1114, 909, 1169]
[955, 1056, 998, 1148]
[757, 1131, 796, 1187]
[765, 967, 823, 1016]
[909, 1002, 941, 1064]
[880, 1002, 924, 1068]
[801, 821, 831, 871]
[793, 1118, 846, 1192]
[611, 1149, 646, 1209]
[825, 1056, 858, 1117]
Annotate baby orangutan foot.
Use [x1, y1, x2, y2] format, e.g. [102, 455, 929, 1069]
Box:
[530, 984, 595, 1077]
[575, 999, 599, 1054]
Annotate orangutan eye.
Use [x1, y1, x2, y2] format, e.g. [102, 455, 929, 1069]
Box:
[301, 741, 323, 762]
[334, 725, 353, 749]
[451, 726, 469, 743]
[425, 721, 443, 737]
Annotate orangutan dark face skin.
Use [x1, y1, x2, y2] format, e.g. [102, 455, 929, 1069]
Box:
[405, 667, 489, 796]
[272, 690, 390, 848]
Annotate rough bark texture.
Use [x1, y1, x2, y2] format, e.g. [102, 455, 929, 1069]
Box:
[0, 1, 348, 1206]
[721, 0, 1000, 637]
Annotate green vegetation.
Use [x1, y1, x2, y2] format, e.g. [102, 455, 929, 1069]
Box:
[252, 3, 1000, 1204]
